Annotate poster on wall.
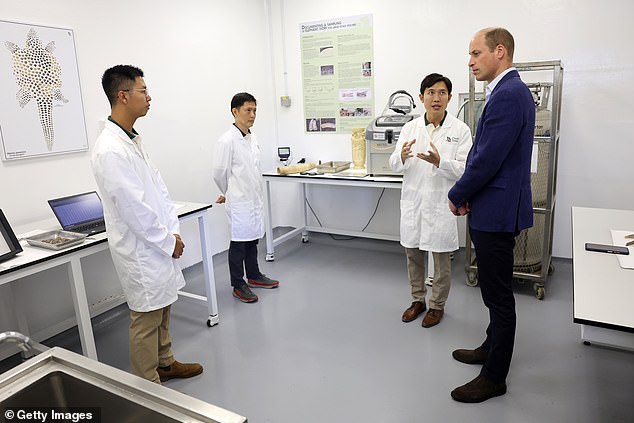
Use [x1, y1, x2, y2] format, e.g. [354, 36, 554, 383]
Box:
[0, 20, 88, 161]
[300, 14, 374, 134]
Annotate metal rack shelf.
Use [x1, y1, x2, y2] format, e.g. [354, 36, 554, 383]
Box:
[463, 60, 564, 300]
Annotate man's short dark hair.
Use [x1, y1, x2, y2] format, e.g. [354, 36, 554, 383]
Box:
[102, 65, 144, 106]
[231, 92, 257, 113]
[420, 73, 453, 95]
[483, 27, 515, 61]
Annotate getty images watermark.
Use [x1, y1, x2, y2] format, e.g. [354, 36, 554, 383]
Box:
[3, 408, 100, 422]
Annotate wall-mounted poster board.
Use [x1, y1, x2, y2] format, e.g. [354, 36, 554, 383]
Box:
[300, 14, 374, 134]
[0, 20, 88, 161]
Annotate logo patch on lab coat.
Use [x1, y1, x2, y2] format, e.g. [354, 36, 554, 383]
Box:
[446, 136, 460, 143]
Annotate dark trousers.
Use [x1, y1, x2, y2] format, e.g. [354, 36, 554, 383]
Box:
[470, 228, 517, 384]
[228, 239, 261, 287]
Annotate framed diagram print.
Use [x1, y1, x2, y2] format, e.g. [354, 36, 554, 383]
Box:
[0, 20, 88, 160]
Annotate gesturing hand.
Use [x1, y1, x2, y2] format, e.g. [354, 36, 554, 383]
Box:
[417, 141, 440, 167]
[401, 139, 416, 164]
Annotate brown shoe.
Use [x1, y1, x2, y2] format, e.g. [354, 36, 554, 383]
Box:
[452, 346, 488, 365]
[402, 301, 426, 322]
[451, 374, 507, 403]
[421, 308, 444, 328]
[157, 360, 203, 382]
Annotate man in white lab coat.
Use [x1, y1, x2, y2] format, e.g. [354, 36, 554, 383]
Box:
[213, 92, 280, 303]
[92, 65, 202, 383]
[389, 73, 472, 328]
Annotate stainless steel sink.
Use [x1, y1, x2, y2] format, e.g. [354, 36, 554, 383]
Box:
[3, 370, 181, 422]
[0, 347, 246, 422]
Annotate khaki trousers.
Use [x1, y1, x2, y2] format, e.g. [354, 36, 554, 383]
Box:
[129, 305, 175, 383]
[405, 248, 451, 310]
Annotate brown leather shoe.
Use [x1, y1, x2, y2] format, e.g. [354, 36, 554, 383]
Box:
[402, 301, 426, 322]
[157, 360, 203, 382]
[421, 308, 444, 328]
[451, 374, 507, 403]
[452, 346, 488, 364]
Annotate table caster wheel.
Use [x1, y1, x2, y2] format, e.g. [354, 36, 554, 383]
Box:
[533, 283, 545, 300]
[206, 315, 219, 327]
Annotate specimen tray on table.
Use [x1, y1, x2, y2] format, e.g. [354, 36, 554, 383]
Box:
[25, 230, 88, 250]
[316, 161, 351, 173]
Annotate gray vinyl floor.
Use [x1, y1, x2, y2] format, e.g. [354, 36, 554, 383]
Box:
[5, 232, 634, 422]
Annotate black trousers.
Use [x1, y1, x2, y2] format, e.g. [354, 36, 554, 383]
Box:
[228, 239, 261, 287]
[470, 228, 517, 384]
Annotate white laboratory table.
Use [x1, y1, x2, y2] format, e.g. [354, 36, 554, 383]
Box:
[0, 201, 218, 361]
[262, 171, 403, 261]
[571, 206, 634, 351]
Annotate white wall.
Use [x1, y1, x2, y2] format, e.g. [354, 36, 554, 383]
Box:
[0, 0, 277, 342]
[0, 0, 278, 256]
[266, 0, 634, 258]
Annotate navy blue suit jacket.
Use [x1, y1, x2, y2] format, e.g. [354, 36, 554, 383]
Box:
[448, 70, 535, 233]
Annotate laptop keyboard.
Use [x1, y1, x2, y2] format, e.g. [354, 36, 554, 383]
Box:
[73, 221, 105, 234]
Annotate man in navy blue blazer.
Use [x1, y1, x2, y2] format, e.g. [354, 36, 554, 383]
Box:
[448, 27, 535, 403]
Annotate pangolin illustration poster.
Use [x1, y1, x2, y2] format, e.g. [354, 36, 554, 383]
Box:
[0, 20, 87, 160]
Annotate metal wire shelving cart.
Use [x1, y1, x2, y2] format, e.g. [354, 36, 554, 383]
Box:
[463, 60, 564, 300]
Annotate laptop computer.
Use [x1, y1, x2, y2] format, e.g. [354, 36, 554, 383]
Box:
[48, 191, 107, 235]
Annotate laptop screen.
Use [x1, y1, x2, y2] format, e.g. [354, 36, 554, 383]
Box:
[48, 191, 104, 229]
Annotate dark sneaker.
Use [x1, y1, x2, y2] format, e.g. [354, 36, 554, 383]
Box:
[233, 284, 258, 303]
[247, 274, 279, 289]
[157, 360, 203, 382]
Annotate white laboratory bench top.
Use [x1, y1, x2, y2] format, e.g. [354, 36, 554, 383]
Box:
[571, 206, 634, 350]
[0, 201, 219, 361]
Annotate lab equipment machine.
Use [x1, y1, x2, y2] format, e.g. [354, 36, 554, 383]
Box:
[365, 90, 419, 176]
[278, 146, 291, 165]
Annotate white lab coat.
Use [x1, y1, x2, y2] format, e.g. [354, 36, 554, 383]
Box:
[389, 113, 472, 251]
[91, 120, 185, 312]
[212, 125, 265, 241]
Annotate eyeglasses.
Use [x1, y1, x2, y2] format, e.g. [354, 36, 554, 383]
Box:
[122, 88, 150, 97]
[424, 89, 448, 97]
